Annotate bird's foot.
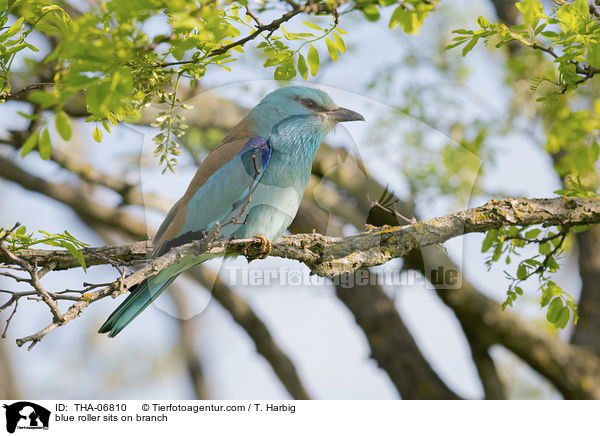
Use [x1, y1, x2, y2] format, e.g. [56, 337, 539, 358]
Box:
[242, 235, 271, 261]
[398, 213, 418, 225]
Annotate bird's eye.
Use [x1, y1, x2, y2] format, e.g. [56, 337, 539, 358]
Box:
[302, 99, 317, 109]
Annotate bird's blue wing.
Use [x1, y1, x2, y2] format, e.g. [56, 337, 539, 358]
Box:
[152, 137, 271, 256]
[178, 137, 271, 243]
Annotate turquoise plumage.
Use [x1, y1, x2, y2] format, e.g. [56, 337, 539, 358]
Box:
[99, 86, 364, 337]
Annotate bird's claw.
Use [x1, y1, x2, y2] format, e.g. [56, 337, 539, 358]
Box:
[242, 235, 271, 261]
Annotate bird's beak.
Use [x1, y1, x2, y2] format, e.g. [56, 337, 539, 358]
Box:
[325, 107, 365, 123]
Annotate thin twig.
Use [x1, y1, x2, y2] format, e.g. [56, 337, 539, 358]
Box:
[0, 83, 52, 101]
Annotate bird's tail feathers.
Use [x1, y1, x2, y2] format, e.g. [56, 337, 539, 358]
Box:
[98, 275, 177, 337]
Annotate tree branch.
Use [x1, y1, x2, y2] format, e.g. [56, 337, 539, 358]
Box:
[0, 195, 597, 276]
[462, 329, 505, 399]
[3, 197, 599, 276]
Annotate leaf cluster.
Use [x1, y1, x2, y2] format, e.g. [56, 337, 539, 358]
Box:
[0, 225, 89, 271]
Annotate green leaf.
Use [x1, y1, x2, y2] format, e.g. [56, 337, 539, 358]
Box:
[93, 126, 103, 143]
[39, 128, 52, 160]
[389, 6, 403, 29]
[476, 16, 490, 28]
[55, 111, 72, 141]
[102, 119, 111, 133]
[17, 111, 41, 121]
[263, 56, 283, 67]
[546, 297, 563, 324]
[389, 6, 418, 34]
[517, 263, 528, 280]
[0, 17, 23, 43]
[525, 228, 541, 239]
[60, 240, 87, 272]
[20, 132, 38, 157]
[574, 0, 589, 18]
[308, 45, 319, 76]
[280, 25, 292, 40]
[540, 290, 552, 307]
[361, 4, 380, 22]
[107, 113, 118, 126]
[516, 0, 543, 28]
[557, 306, 570, 329]
[548, 281, 562, 295]
[333, 34, 346, 53]
[541, 31, 559, 39]
[302, 21, 323, 31]
[297, 54, 308, 81]
[452, 29, 475, 35]
[491, 237, 504, 261]
[534, 22, 547, 36]
[325, 38, 338, 62]
[274, 64, 296, 81]
[481, 229, 499, 252]
[539, 241, 552, 255]
[28, 91, 58, 107]
[559, 62, 578, 85]
[461, 37, 479, 56]
[389, 4, 430, 34]
[588, 42, 600, 69]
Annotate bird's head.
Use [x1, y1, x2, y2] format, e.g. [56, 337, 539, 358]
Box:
[249, 86, 364, 136]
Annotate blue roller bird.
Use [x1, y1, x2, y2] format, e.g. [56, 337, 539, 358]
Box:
[99, 86, 364, 337]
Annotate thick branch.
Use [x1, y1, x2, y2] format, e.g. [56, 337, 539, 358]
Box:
[3, 197, 600, 278]
[0, 241, 151, 271]
[462, 329, 505, 399]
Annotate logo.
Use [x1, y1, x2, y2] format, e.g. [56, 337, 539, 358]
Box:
[3, 402, 50, 433]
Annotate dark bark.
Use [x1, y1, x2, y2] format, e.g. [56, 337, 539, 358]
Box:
[571, 227, 600, 354]
[462, 330, 506, 399]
